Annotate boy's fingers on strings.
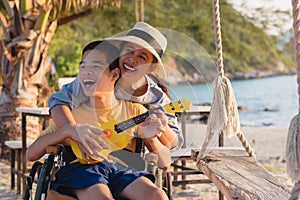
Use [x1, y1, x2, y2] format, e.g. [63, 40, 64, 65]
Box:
[150, 113, 165, 132]
[142, 117, 152, 126]
[152, 110, 168, 126]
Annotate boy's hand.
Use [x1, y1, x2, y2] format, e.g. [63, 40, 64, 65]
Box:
[141, 110, 168, 138]
[69, 124, 110, 160]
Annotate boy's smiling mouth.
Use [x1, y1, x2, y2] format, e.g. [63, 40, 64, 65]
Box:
[83, 79, 96, 87]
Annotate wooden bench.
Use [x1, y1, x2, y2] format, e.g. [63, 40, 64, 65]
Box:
[166, 106, 211, 190]
[5, 140, 33, 194]
[16, 107, 50, 194]
[176, 105, 210, 147]
[195, 148, 290, 200]
[168, 148, 211, 188]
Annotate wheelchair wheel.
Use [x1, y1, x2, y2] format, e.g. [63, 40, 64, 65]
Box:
[23, 161, 43, 200]
[34, 154, 55, 200]
[163, 172, 172, 200]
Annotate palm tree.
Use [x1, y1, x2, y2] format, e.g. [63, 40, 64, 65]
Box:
[0, 0, 121, 158]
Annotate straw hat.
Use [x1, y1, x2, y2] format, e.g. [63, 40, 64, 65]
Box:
[105, 22, 167, 79]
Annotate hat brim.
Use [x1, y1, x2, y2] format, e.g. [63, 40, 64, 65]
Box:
[105, 36, 166, 79]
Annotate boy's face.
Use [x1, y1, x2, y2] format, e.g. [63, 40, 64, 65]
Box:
[78, 49, 114, 97]
[119, 43, 155, 81]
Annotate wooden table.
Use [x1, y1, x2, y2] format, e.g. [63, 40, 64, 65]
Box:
[15, 107, 50, 194]
[167, 105, 211, 190]
[176, 105, 210, 147]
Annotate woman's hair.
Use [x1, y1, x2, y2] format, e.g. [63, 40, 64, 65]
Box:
[148, 74, 171, 100]
[82, 40, 119, 71]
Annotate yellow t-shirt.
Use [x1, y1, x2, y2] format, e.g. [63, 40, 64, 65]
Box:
[71, 98, 147, 152]
[43, 97, 147, 148]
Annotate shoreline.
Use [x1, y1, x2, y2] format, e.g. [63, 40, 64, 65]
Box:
[0, 125, 293, 200]
[181, 123, 289, 160]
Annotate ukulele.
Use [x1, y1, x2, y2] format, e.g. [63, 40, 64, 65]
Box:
[70, 98, 192, 164]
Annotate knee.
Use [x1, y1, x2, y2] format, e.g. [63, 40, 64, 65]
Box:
[147, 187, 168, 200]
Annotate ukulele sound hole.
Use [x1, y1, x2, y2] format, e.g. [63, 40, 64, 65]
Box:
[102, 129, 113, 138]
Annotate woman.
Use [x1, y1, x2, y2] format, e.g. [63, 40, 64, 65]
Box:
[48, 22, 183, 162]
[27, 40, 169, 200]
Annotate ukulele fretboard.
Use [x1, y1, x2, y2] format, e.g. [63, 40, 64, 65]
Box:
[114, 111, 152, 133]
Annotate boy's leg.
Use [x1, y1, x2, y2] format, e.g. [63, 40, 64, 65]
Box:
[119, 176, 168, 200]
[75, 183, 114, 200]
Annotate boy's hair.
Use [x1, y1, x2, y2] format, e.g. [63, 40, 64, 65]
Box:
[82, 40, 119, 71]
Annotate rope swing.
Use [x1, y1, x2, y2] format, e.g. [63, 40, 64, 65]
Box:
[198, 0, 255, 159]
[287, 0, 300, 199]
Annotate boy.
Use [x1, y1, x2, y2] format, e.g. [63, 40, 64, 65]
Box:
[27, 40, 169, 200]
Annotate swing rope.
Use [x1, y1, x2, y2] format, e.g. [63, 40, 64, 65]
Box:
[287, 0, 300, 199]
[198, 0, 255, 159]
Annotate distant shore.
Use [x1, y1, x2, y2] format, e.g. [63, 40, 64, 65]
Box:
[165, 69, 296, 85]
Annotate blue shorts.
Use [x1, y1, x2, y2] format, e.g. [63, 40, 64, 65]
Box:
[52, 160, 155, 199]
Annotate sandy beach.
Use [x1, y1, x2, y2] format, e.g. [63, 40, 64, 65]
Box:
[0, 124, 293, 200]
[171, 123, 293, 199]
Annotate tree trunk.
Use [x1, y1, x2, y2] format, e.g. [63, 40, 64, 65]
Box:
[0, 30, 51, 158]
[0, 0, 121, 159]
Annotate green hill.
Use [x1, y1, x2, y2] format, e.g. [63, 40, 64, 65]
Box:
[48, 0, 295, 82]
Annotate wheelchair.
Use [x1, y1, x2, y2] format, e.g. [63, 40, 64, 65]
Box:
[23, 139, 172, 200]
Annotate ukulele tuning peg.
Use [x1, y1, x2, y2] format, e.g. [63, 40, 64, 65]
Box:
[168, 102, 175, 110]
[177, 100, 184, 109]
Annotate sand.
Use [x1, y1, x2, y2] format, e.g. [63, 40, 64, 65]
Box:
[0, 124, 294, 200]
[170, 123, 293, 199]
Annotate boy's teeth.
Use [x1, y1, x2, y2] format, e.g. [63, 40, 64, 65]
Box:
[83, 79, 95, 86]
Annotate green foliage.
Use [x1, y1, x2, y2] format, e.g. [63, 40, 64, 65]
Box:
[48, 0, 295, 79]
[48, 26, 82, 76]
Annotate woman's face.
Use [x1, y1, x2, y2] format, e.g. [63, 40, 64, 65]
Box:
[78, 50, 114, 97]
[119, 43, 156, 81]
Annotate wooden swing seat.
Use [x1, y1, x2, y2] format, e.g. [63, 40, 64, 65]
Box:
[193, 148, 290, 200]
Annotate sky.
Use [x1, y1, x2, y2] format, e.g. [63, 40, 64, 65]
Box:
[228, 0, 293, 35]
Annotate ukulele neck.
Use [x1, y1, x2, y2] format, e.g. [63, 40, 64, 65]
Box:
[114, 108, 160, 133]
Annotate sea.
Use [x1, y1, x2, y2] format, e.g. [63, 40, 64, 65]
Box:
[168, 74, 298, 128]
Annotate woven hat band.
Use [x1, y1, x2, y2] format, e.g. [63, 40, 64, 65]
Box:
[127, 29, 163, 57]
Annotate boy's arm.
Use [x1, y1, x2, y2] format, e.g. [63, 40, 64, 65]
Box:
[51, 105, 76, 127]
[26, 123, 109, 162]
[48, 78, 88, 112]
[26, 124, 71, 162]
